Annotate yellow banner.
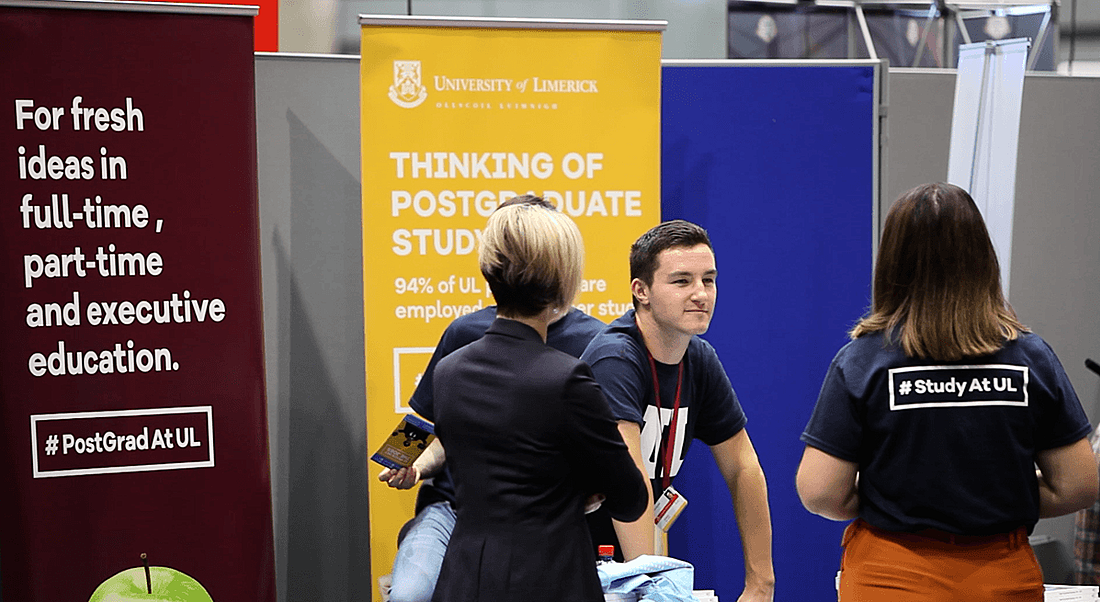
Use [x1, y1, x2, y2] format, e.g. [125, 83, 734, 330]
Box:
[360, 16, 662, 598]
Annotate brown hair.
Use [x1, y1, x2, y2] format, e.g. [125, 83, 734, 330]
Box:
[850, 182, 1027, 360]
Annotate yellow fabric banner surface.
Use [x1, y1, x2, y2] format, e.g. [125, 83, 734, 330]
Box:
[360, 16, 662, 598]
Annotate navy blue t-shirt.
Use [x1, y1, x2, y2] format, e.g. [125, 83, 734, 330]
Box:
[409, 306, 606, 511]
[580, 310, 747, 497]
[802, 331, 1091, 535]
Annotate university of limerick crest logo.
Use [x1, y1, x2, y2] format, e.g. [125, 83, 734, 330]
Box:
[389, 60, 428, 108]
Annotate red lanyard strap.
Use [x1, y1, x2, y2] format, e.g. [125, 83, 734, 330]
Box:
[646, 351, 683, 492]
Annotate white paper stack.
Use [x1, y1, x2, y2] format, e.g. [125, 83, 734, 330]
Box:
[692, 590, 719, 602]
[1044, 584, 1100, 602]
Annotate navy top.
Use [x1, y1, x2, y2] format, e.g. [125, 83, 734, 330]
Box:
[580, 310, 747, 495]
[409, 306, 607, 512]
[802, 331, 1091, 535]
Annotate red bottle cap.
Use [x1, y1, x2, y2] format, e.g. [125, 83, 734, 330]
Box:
[598, 545, 615, 557]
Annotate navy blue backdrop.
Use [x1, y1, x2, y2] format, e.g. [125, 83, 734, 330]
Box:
[661, 63, 877, 602]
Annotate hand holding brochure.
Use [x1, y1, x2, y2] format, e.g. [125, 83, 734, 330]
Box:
[371, 414, 436, 470]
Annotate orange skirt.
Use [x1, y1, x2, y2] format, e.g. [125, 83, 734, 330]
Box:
[838, 519, 1044, 602]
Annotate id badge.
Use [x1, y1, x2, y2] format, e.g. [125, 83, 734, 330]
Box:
[654, 485, 688, 532]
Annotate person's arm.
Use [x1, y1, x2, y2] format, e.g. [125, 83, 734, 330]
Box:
[564, 369, 649, 527]
[380, 316, 484, 490]
[1036, 437, 1099, 518]
[378, 438, 446, 489]
[611, 420, 657, 560]
[710, 431, 774, 602]
[795, 445, 859, 521]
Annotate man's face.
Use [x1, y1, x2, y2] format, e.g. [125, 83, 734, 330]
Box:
[634, 243, 717, 337]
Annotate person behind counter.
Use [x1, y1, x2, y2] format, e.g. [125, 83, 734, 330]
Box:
[428, 199, 648, 602]
[797, 182, 1099, 601]
[580, 220, 775, 602]
[378, 196, 609, 602]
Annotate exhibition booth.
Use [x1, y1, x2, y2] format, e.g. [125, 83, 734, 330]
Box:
[4, 2, 1100, 601]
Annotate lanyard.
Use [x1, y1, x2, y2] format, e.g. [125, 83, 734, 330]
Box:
[646, 351, 683, 491]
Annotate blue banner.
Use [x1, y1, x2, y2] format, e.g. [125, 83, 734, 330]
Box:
[662, 62, 876, 602]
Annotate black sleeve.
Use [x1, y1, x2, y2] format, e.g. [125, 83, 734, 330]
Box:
[562, 362, 649, 523]
[409, 323, 469, 420]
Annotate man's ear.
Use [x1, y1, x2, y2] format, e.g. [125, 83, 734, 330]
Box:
[630, 278, 649, 308]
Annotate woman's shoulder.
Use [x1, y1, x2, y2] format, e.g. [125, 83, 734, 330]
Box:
[835, 331, 897, 364]
[996, 331, 1059, 363]
[1003, 330, 1046, 350]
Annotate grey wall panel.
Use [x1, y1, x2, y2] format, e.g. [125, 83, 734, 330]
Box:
[882, 69, 955, 219]
[1012, 74, 1100, 421]
[255, 54, 369, 602]
[1012, 76, 1100, 569]
[887, 68, 1100, 581]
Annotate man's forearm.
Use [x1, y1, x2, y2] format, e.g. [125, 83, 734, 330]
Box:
[712, 434, 775, 597]
[613, 420, 656, 560]
[613, 514, 656, 560]
[730, 463, 775, 593]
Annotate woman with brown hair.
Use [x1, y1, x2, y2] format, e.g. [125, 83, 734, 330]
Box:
[796, 182, 1098, 601]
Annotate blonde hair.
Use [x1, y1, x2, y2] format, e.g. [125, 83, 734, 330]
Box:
[851, 182, 1027, 360]
[478, 202, 584, 317]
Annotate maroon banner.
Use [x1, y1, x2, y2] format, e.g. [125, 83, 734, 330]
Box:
[0, 3, 274, 601]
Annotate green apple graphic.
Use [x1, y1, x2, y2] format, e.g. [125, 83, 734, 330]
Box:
[89, 554, 213, 602]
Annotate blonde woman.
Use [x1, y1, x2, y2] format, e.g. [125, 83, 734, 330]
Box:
[431, 200, 648, 602]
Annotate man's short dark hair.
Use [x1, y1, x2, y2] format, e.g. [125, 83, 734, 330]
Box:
[629, 220, 713, 287]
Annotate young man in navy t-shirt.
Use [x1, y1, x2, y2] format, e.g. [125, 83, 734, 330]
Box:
[581, 220, 775, 602]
